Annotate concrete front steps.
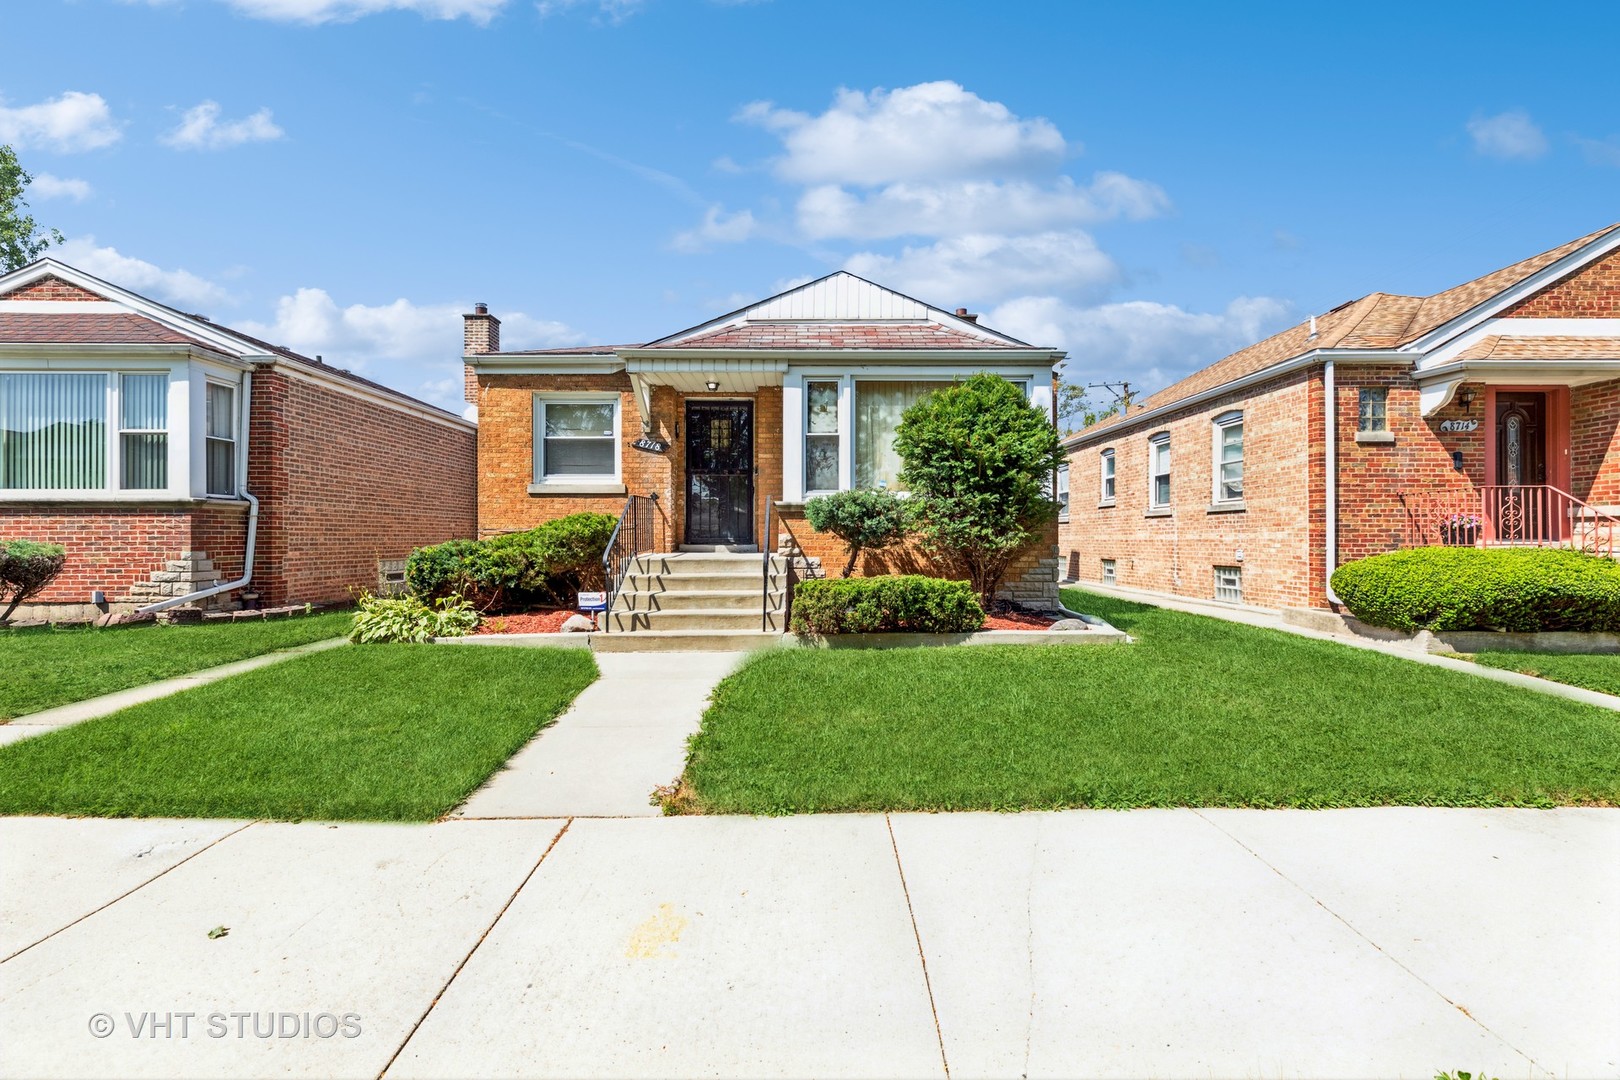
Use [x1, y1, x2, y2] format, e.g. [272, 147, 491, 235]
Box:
[602, 552, 789, 646]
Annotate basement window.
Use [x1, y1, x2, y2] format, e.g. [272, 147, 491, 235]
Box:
[1101, 558, 1117, 585]
[1214, 565, 1243, 604]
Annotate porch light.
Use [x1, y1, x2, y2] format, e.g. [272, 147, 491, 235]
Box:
[1458, 389, 1475, 411]
[705, 380, 719, 392]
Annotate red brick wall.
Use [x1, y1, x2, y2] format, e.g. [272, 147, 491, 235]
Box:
[0, 505, 246, 604]
[1062, 371, 1318, 609]
[1571, 378, 1620, 506]
[0, 275, 104, 302]
[1502, 249, 1620, 317]
[249, 369, 477, 605]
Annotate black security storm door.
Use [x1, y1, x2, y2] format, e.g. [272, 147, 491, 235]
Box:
[684, 400, 754, 546]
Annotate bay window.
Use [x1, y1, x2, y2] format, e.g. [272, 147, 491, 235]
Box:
[853, 380, 952, 490]
[534, 396, 619, 482]
[205, 381, 238, 496]
[0, 372, 107, 490]
[804, 380, 840, 493]
[120, 374, 168, 490]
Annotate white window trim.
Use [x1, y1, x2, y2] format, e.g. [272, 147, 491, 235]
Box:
[202, 378, 240, 498]
[1148, 433, 1171, 510]
[0, 364, 199, 502]
[117, 372, 169, 492]
[1214, 565, 1243, 604]
[1099, 448, 1116, 506]
[532, 392, 622, 486]
[1055, 463, 1070, 524]
[1211, 410, 1244, 506]
[781, 368, 1048, 502]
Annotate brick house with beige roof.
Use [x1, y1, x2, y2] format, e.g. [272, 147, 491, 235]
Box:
[0, 258, 476, 620]
[1060, 224, 1620, 612]
[464, 271, 1067, 617]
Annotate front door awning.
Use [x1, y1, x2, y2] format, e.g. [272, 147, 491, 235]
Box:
[624, 357, 788, 431]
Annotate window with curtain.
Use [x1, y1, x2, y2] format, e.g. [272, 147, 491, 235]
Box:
[1213, 412, 1243, 503]
[1149, 434, 1171, 508]
[804, 380, 840, 492]
[120, 373, 168, 490]
[535, 398, 618, 480]
[205, 382, 238, 496]
[0, 373, 107, 490]
[854, 380, 952, 490]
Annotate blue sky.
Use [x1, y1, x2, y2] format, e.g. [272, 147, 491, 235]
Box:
[5, 0, 1620, 415]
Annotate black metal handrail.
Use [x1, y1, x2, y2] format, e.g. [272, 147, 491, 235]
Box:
[762, 493, 778, 631]
[601, 493, 657, 633]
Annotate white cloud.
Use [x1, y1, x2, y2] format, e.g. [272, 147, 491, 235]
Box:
[797, 172, 1169, 241]
[989, 295, 1293, 390]
[1467, 109, 1548, 161]
[193, 0, 507, 23]
[161, 101, 285, 150]
[29, 174, 92, 202]
[740, 81, 1067, 186]
[845, 231, 1117, 306]
[0, 91, 121, 153]
[56, 237, 231, 308]
[672, 205, 757, 252]
[535, 0, 643, 20]
[237, 289, 585, 411]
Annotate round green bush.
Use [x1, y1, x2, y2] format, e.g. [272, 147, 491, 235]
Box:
[1330, 547, 1620, 633]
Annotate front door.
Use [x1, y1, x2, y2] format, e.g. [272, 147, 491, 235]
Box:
[684, 400, 754, 546]
[1493, 392, 1549, 540]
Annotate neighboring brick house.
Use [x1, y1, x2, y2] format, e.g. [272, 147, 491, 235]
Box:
[1060, 223, 1620, 613]
[0, 259, 476, 620]
[465, 272, 1066, 609]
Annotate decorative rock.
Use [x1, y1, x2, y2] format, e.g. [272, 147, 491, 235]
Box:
[560, 614, 597, 633]
[1049, 618, 1089, 631]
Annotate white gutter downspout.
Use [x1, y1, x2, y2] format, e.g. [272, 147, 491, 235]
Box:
[1324, 359, 1342, 606]
[138, 372, 258, 614]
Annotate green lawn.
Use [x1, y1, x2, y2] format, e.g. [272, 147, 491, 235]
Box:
[1468, 650, 1620, 697]
[677, 589, 1620, 813]
[0, 611, 353, 719]
[0, 644, 597, 821]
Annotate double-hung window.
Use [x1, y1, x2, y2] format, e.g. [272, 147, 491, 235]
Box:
[804, 380, 840, 493]
[1148, 434, 1171, 509]
[1212, 411, 1243, 504]
[205, 382, 238, 496]
[1099, 448, 1116, 505]
[120, 374, 168, 490]
[534, 397, 619, 482]
[1055, 463, 1070, 523]
[0, 372, 108, 490]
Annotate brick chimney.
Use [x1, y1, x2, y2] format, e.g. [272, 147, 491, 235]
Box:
[954, 306, 979, 324]
[463, 302, 501, 404]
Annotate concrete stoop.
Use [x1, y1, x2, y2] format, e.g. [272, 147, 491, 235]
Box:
[603, 552, 789, 640]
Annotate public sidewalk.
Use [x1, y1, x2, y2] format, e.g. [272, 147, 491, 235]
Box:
[1, 808, 1614, 1078]
[454, 651, 748, 818]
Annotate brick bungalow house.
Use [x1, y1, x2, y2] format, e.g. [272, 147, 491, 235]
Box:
[463, 271, 1065, 619]
[0, 258, 476, 620]
[1060, 223, 1620, 612]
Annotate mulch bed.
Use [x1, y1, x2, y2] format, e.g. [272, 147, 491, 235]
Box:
[474, 610, 585, 635]
[982, 608, 1061, 631]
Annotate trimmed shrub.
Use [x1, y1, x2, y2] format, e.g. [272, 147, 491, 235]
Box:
[790, 575, 985, 635]
[804, 489, 908, 577]
[405, 512, 616, 610]
[350, 591, 479, 643]
[0, 539, 67, 623]
[1331, 547, 1620, 633]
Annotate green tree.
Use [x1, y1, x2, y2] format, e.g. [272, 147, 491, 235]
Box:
[804, 488, 908, 577]
[1056, 383, 1123, 435]
[894, 373, 1068, 606]
[0, 145, 63, 272]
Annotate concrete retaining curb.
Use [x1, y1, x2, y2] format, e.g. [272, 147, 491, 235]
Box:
[1282, 608, 1620, 655]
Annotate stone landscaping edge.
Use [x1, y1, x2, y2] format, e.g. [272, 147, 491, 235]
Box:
[1281, 607, 1620, 655]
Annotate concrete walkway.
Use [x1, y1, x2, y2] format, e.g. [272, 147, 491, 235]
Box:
[455, 651, 748, 818]
[1, 809, 1614, 1079]
[0, 638, 350, 747]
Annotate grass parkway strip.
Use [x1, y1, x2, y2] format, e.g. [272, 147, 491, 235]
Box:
[0, 611, 354, 720]
[676, 589, 1620, 814]
[1466, 649, 1620, 697]
[0, 644, 598, 822]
